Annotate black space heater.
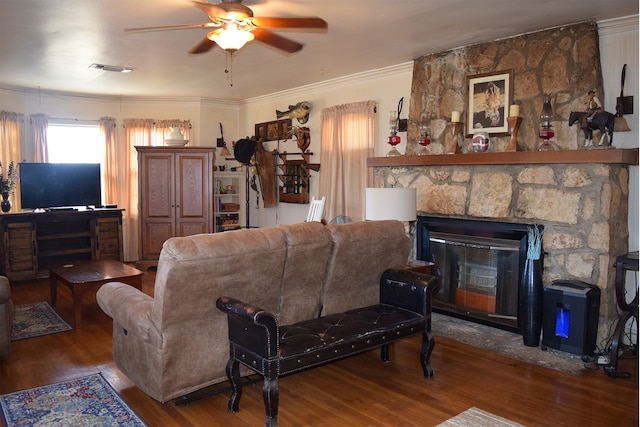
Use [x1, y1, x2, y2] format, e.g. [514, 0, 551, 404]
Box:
[541, 280, 600, 357]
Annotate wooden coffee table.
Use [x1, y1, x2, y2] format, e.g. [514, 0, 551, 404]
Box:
[49, 259, 144, 327]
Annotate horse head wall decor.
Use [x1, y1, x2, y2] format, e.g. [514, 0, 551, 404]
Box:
[568, 110, 615, 147]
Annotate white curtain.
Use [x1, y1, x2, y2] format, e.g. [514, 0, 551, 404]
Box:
[100, 116, 118, 206]
[0, 111, 24, 208]
[29, 113, 49, 163]
[318, 101, 377, 222]
[122, 119, 155, 262]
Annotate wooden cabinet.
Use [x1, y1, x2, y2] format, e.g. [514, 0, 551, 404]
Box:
[137, 147, 215, 263]
[0, 209, 123, 281]
[214, 171, 246, 232]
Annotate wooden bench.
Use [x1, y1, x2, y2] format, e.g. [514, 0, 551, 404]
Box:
[216, 269, 439, 427]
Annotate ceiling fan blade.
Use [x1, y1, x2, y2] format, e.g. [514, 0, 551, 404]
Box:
[251, 17, 327, 29]
[188, 37, 217, 54]
[252, 28, 303, 53]
[125, 23, 217, 33]
[192, 1, 228, 20]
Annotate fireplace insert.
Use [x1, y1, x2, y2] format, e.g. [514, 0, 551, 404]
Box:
[417, 216, 539, 332]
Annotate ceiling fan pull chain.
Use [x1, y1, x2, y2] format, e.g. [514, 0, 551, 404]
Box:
[225, 52, 234, 87]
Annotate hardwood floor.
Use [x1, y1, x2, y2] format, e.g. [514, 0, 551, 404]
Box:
[1, 271, 638, 426]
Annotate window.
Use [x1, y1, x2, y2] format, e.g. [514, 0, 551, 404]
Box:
[46, 121, 105, 203]
[47, 122, 103, 164]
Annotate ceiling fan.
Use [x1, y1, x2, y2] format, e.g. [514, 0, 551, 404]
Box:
[126, 0, 328, 54]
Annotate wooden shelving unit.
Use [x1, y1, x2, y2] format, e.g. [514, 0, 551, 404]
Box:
[277, 152, 316, 204]
[213, 171, 245, 232]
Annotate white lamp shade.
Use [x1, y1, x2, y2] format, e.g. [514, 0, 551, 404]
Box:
[365, 187, 417, 221]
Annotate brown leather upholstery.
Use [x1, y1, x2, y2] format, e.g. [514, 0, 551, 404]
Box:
[0, 275, 13, 358]
[97, 220, 413, 403]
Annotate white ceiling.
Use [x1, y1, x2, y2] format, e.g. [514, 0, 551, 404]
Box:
[0, 0, 636, 101]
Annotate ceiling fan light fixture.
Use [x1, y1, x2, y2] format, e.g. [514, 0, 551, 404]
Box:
[208, 24, 254, 52]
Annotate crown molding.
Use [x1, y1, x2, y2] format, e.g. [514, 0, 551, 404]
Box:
[242, 62, 414, 107]
[598, 14, 638, 36]
[0, 83, 241, 108]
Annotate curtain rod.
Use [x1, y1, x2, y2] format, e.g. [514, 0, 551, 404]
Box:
[49, 117, 100, 124]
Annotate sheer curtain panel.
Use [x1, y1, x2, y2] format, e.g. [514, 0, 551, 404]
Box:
[318, 101, 376, 222]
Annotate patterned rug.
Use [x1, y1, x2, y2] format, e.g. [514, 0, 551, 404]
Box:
[10, 302, 72, 341]
[0, 373, 147, 427]
[437, 407, 525, 427]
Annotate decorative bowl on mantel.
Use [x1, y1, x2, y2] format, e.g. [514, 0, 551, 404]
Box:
[165, 139, 189, 146]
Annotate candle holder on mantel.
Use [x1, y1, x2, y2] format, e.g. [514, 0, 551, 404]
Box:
[444, 122, 463, 154]
[506, 116, 522, 152]
[538, 95, 555, 151]
[386, 110, 402, 157]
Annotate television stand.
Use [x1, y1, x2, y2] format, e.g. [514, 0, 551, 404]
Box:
[0, 209, 124, 281]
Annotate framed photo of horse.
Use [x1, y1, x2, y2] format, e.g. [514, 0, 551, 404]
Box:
[465, 70, 514, 137]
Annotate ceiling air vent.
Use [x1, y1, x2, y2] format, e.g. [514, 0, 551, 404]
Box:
[89, 63, 134, 73]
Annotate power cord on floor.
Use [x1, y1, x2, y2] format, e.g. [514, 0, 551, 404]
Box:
[582, 309, 638, 374]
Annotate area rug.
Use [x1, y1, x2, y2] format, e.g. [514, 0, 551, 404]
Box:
[10, 302, 72, 341]
[0, 373, 147, 427]
[432, 312, 586, 375]
[436, 407, 525, 427]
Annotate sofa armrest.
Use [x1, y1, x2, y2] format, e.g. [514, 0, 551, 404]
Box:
[0, 276, 10, 304]
[96, 282, 157, 344]
[216, 296, 278, 358]
[380, 269, 440, 316]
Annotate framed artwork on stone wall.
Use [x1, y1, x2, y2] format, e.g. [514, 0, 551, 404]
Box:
[465, 69, 513, 137]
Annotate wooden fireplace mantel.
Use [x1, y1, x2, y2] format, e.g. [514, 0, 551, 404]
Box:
[367, 148, 639, 167]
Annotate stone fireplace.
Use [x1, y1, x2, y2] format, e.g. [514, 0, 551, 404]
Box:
[366, 21, 637, 345]
[369, 149, 637, 344]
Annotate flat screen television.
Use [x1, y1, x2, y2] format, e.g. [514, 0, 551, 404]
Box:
[19, 163, 102, 209]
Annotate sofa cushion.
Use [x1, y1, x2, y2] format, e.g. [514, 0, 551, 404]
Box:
[321, 220, 410, 316]
[277, 222, 332, 325]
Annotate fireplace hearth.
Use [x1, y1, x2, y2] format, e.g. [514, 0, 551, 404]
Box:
[417, 216, 539, 332]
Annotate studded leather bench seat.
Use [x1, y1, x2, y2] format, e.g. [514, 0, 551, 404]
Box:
[216, 269, 440, 427]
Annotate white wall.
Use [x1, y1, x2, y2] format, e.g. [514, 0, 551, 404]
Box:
[239, 62, 413, 227]
[598, 15, 639, 252]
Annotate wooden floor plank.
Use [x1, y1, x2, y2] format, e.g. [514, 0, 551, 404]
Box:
[1, 273, 637, 426]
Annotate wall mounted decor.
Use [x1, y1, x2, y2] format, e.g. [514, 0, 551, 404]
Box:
[276, 101, 311, 124]
[466, 70, 513, 137]
[254, 119, 292, 142]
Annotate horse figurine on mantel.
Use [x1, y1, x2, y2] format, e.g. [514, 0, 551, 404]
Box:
[568, 110, 615, 147]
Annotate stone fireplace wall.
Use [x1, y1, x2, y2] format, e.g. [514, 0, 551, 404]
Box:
[373, 20, 630, 346]
[406, 21, 603, 153]
[373, 162, 629, 342]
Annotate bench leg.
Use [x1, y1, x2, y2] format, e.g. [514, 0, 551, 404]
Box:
[226, 357, 243, 413]
[263, 377, 279, 427]
[421, 331, 435, 378]
[380, 344, 390, 362]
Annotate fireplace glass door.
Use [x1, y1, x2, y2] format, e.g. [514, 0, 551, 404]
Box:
[430, 231, 521, 329]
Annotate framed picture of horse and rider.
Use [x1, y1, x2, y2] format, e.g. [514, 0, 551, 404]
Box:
[466, 70, 513, 137]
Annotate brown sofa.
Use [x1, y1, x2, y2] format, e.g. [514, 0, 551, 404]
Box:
[97, 220, 412, 403]
[0, 275, 13, 358]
